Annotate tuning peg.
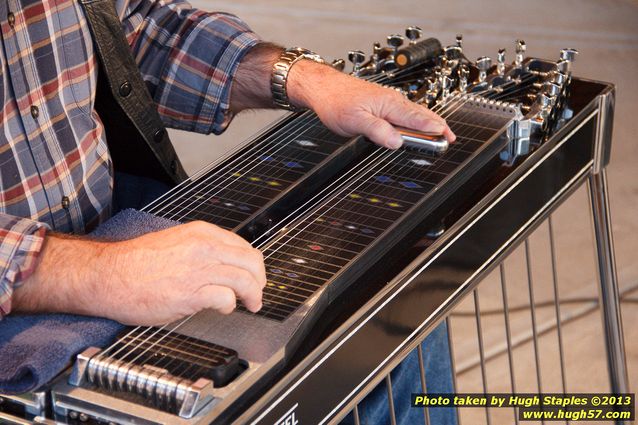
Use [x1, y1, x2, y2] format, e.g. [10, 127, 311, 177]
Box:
[348, 50, 366, 74]
[387, 34, 404, 55]
[556, 58, 571, 74]
[551, 70, 567, 86]
[560, 48, 579, 62]
[445, 45, 463, 61]
[497, 48, 506, 76]
[458, 64, 470, 91]
[405, 26, 423, 44]
[455, 34, 463, 48]
[515, 40, 526, 67]
[476, 56, 492, 82]
[331, 58, 346, 72]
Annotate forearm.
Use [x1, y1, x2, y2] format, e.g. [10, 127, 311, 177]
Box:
[13, 234, 109, 317]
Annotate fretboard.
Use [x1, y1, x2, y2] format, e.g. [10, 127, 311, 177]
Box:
[249, 103, 513, 320]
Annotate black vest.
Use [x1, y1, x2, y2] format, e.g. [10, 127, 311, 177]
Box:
[79, 0, 189, 186]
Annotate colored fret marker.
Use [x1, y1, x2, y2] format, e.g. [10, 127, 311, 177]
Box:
[208, 198, 219, 204]
[375, 175, 393, 183]
[387, 202, 402, 208]
[410, 158, 432, 166]
[260, 155, 274, 161]
[349, 193, 361, 199]
[369, 197, 381, 203]
[238, 204, 251, 211]
[361, 228, 374, 234]
[286, 272, 299, 278]
[278, 285, 286, 290]
[232, 172, 242, 177]
[267, 282, 275, 287]
[315, 217, 325, 222]
[248, 176, 261, 182]
[292, 258, 306, 264]
[284, 161, 303, 168]
[270, 268, 283, 274]
[308, 244, 323, 251]
[400, 181, 422, 189]
[296, 139, 317, 147]
[330, 220, 342, 226]
[267, 181, 281, 186]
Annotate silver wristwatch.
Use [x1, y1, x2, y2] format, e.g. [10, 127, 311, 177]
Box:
[271, 47, 325, 111]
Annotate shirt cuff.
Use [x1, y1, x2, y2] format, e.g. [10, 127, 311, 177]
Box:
[0, 216, 48, 318]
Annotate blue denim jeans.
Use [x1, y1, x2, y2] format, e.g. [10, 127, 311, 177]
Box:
[113, 173, 457, 425]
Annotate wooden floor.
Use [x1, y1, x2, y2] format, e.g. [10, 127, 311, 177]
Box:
[168, 1, 638, 422]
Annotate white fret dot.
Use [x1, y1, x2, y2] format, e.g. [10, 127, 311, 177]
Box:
[292, 258, 307, 264]
[296, 139, 317, 147]
[409, 158, 432, 166]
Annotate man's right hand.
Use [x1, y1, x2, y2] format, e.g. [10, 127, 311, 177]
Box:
[13, 221, 266, 326]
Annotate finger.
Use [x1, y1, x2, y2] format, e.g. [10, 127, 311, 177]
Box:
[384, 97, 456, 143]
[191, 285, 237, 315]
[358, 113, 403, 149]
[207, 265, 263, 312]
[184, 221, 253, 249]
[206, 244, 266, 288]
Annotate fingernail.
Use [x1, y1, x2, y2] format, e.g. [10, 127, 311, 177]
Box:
[388, 134, 402, 149]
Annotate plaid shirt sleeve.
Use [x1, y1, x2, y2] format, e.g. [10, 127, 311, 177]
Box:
[116, 0, 262, 135]
[0, 214, 48, 317]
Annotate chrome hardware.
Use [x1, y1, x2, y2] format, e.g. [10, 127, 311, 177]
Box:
[444, 45, 463, 61]
[497, 48, 506, 76]
[476, 56, 492, 82]
[405, 26, 423, 44]
[441, 75, 454, 99]
[348, 50, 366, 75]
[543, 82, 561, 98]
[515, 39, 526, 67]
[458, 64, 470, 91]
[387, 34, 404, 56]
[331, 58, 345, 72]
[455, 34, 463, 48]
[560, 48, 579, 62]
[397, 127, 449, 153]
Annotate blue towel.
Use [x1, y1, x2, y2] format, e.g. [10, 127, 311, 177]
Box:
[0, 209, 179, 394]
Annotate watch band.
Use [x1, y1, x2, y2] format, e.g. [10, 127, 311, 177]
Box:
[271, 47, 325, 111]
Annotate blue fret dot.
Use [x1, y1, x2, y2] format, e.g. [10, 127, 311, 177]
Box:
[270, 268, 283, 274]
[400, 181, 422, 189]
[286, 272, 299, 278]
[375, 175, 393, 183]
[284, 161, 303, 168]
[260, 155, 274, 161]
[238, 204, 251, 211]
[361, 228, 375, 234]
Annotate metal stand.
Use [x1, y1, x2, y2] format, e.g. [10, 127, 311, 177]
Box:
[588, 170, 630, 400]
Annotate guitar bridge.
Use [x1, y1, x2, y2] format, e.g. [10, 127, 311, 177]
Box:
[68, 328, 241, 418]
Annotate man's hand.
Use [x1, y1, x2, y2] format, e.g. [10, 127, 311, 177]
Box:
[287, 60, 456, 149]
[230, 43, 455, 148]
[14, 221, 266, 326]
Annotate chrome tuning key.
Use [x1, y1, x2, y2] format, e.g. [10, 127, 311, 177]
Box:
[476, 56, 492, 82]
[497, 48, 506, 76]
[348, 50, 366, 75]
[331, 58, 346, 72]
[405, 26, 423, 44]
[458, 64, 470, 91]
[455, 34, 463, 48]
[387, 34, 404, 56]
[515, 40, 526, 67]
[557, 48, 578, 75]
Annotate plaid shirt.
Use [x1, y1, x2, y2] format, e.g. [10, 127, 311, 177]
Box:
[0, 0, 260, 317]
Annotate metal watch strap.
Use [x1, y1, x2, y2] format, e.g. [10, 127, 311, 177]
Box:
[271, 47, 325, 111]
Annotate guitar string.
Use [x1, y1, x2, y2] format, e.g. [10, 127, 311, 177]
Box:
[108, 95, 476, 368]
[96, 70, 540, 372]
[149, 61, 432, 221]
[150, 65, 411, 219]
[93, 61, 443, 362]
